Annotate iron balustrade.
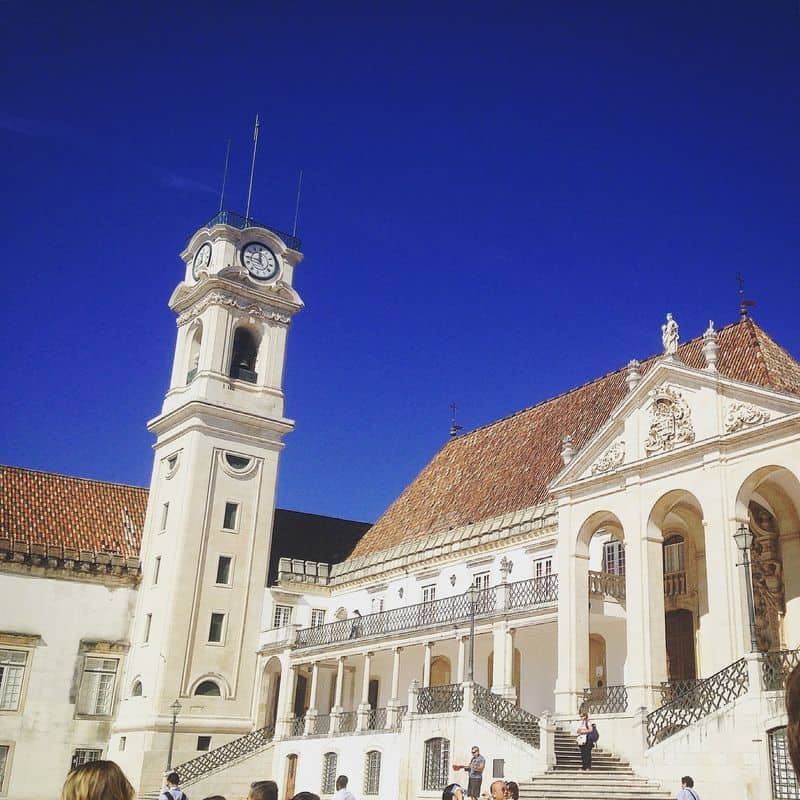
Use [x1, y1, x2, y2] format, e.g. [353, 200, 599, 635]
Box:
[393, 704, 408, 729]
[205, 210, 303, 252]
[508, 574, 559, 609]
[646, 658, 749, 747]
[580, 685, 628, 714]
[663, 572, 688, 597]
[296, 578, 557, 650]
[657, 679, 702, 705]
[174, 724, 275, 784]
[417, 684, 464, 714]
[312, 714, 331, 735]
[289, 715, 306, 737]
[762, 649, 800, 691]
[472, 684, 540, 747]
[338, 711, 357, 733]
[368, 707, 388, 730]
[587, 570, 626, 600]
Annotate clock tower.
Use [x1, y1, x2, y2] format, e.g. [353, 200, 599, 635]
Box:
[113, 212, 304, 791]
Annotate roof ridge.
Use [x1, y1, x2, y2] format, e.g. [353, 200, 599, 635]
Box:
[0, 463, 148, 492]
[746, 317, 800, 383]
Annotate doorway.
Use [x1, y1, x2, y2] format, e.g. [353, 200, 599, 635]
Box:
[293, 674, 308, 718]
[665, 609, 696, 681]
[284, 754, 297, 800]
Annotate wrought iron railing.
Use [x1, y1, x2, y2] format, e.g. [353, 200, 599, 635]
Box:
[367, 706, 388, 730]
[312, 714, 331, 735]
[205, 210, 303, 252]
[663, 572, 688, 597]
[289, 715, 306, 737]
[338, 711, 357, 733]
[646, 658, 749, 747]
[580, 685, 628, 714]
[762, 649, 800, 691]
[297, 586, 497, 648]
[174, 724, 275, 784]
[393, 704, 408, 729]
[588, 570, 626, 600]
[508, 575, 558, 609]
[417, 684, 464, 714]
[657, 679, 702, 705]
[472, 684, 540, 747]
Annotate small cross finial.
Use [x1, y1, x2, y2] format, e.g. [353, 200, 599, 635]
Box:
[737, 272, 756, 320]
[449, 402, 463, 438]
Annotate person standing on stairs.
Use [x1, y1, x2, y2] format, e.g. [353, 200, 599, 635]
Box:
[676, 776, 700, 799]
[576, 711, 593, 771]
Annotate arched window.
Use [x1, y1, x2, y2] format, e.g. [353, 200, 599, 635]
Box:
[430, 656, 451, 687]
[229, 327, 259, 383]
[364, 750, 381, 795]
[131, 680, 143, 697]
[663, 534, 685, 575]
[186, 323, 202, 383]
[321, 752, 337, 795]
[423, 737, 449, 791]
[768, 726, 800, 799]
[194, 679, 221, 697]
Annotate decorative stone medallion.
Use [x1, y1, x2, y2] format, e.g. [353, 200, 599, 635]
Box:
[644, 386, 695, 454]
[591, 440, 625, 475]
[725, 401, 770, 433]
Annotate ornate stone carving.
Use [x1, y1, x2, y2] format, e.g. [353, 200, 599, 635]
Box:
[702, 320, 719, 371]
[644, 386, 695, 454]
[625, 359, 641, 392]
[561, 435, 575, 465]
[725, 401, 769, 433]
[661, 313, 679, 356]
[590, 440, 625, 475]
[177, 291, 291, 327]
[749, 502, 786, 652]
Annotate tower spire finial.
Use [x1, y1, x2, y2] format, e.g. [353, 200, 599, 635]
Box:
[737, 272, 756, 320]
[245, 114, 261, 222]
[449, 402, 463, 438]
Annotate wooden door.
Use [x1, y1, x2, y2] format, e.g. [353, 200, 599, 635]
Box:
[665, 609, 696, 680]
[284, 754, 297, 800]
[293, 674, 308, 717]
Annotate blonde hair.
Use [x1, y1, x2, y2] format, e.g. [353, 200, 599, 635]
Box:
[61, 760, 135, 800]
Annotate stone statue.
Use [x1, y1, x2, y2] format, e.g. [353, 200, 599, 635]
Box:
[661, 313, 679, 356]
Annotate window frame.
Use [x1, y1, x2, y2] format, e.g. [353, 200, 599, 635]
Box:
[222, 501, 240, 532]
[422, 584, 436, 604]
[0, 742, 13, 796]
[142, 613, 152, 644]
[0, 649, 29, 714]
[196, 735, 212, 751]
[310, 609, 326, 628]
[534, 557, 553, 579]
[159, 502, 169, 533]
[273, 605, 292, 629]
[473, 572, 490, 590]
[208, 612, 227, 645]
[423, 737, 450, 791]
[152, 555, 161, 585]
[363, 750, 381, 796]
[321, 751, 338, 795]
[768, 725, 800, 799]
[215, 555, 234, 586]
[602, 539, 626, 576]
[75, 656, 119, 718]
[71, 748, 103, 770]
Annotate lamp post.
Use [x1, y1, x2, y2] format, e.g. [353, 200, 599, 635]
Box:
[467, 584, 478, 682]
[733, 523, 759, 652]
[166, 699, 182, 772]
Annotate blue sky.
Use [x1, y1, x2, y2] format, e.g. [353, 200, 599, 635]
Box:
[1, 1, 798, 523]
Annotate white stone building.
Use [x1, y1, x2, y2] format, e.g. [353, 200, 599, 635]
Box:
[2, 212, 800, 800]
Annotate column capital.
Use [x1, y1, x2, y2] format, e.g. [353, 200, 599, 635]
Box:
[393, 645, 404, 654]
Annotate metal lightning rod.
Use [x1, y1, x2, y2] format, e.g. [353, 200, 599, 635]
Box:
[218, 138, 231, 213]
[292, 168, 304, 237]
[245, 114, 261, 222]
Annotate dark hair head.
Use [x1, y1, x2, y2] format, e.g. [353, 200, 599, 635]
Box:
[681, 776, 694, 788]
[506, 781, 519, 800]
[336, 775, 349, 790]
[249, 780, 278, 800]
[166, 772, 180, 786]
[787, 664, 800, 779]
[292, 794, 320, 800]
[202, 796, 227, 800]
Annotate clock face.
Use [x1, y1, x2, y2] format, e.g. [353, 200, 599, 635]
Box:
[241, 241, 280, 281]
[192, 243, 212, 279]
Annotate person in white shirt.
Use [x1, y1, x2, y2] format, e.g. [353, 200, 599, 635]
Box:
[676, 775, 700, 800]
[332, 775, 357, 800]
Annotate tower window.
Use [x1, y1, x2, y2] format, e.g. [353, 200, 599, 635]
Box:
[223, 502, 239, 531]
[216, 556, 233, 585]
[160, 503, 169, 532]
[131, 680, 143, 697]
[143, 614, 152, 644]
[194, 680, 221, 697]
[208, 613, 226, 643]
[197, 735, 212, 751]
[119, 736, 126, 752]
[225, 453, 251, 470]
[153, 556, 161, 585]
[229, 328, 259, 383]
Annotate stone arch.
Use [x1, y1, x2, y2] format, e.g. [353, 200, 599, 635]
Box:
[736, 466, 800, 651]
[429, 655, 451, 687]
[189, 673, 231, 698]
[257, 656, 282, 729]
[186, 320, 203, 383]
[229, 324, 262, 383]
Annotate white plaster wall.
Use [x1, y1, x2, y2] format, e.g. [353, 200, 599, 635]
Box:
[0, 571, 136, 800]
[516, 623, 557, 714]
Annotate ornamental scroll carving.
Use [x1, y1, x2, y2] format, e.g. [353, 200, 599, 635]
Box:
[644, 386, 695, 455]
[725, 401, 769, 433]
[749, 501, 786, 652]
[591, 441, 625, 475]
[177, 291, 291, 327]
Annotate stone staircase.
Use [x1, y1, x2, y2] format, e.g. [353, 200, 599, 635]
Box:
[518, 727, 672, 800]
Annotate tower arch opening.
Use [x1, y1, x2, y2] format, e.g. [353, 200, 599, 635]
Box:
[229, 326, 260, 383]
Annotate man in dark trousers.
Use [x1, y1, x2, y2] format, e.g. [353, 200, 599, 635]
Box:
[461, 746, 485, 800]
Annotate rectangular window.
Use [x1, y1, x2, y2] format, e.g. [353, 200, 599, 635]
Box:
[160, 502, 169, 532]
[197, 735, 211, 751]
[77, 657, 119, 716]
[222, 502, 239, 531]
[321, 752, 338, 794]
[423, 737, 450, 791]
[663, 541, 685, 575]
[370, 597, 384, 613]
[119, 737, 126, 752]
[0, 649, 27, 711]
[422, 585, 436, 603]
[534, 557, 553, 579]
[71, 749, 102, 769]
[310, 609, 326, 628]
[215, 556, 233, 585]
[153, 556, 161, 585]
[143, 613, 152, 644]
[208, 613, 225, 643]
[473, 572, 490, 590]
[273, 606, 292, 628]
[364, 750, 381, 795]
[602, 540, 626, 576]
[0, 744, 9, 792]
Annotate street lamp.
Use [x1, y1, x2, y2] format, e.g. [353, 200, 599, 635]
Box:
[166, 698, 182, 772]
[733, 523, 759, 652]
[467, 584, 478, 682]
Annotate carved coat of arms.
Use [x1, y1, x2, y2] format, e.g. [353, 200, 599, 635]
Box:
[644, 386, 695, 454]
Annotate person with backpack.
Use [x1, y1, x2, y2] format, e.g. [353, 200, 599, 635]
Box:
[576, 712, 594, 771]
[676, 776, 700, 799]
[162, 771, 188, 800]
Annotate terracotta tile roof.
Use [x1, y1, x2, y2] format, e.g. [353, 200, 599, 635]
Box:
[0, 466, 147, 559]
[348, 319, 800, 560]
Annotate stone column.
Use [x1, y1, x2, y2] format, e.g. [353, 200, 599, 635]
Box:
[491, 621, 508, 696]
[456, 636, 466, 683]
[304, 661, 320, 735]
[387, 646, 403, 728]
[330, 655, 345, 733]
[423, 642, 433, 687]
[275, 661, 297, 739]
[504, 627, 516, 702]
[356, 651, 373, 731]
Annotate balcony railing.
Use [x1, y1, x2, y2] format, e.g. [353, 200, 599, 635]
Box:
[762, 649, 800, 691]
[367, 706, 388, 730]
[588, 570, 625, 600]
[580, 684, 628, 714]
[663, 571, 688, 597]
[311, 714, 331, 735]
[205, 210, 303, 252]
[417, 684, 464, 714]
[296, 577, 557, 649]
[288, 715, 306, 738]
[393, 704, 408, 729]
[338, 711, 357, 733]
[473, 684, 540, 748]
